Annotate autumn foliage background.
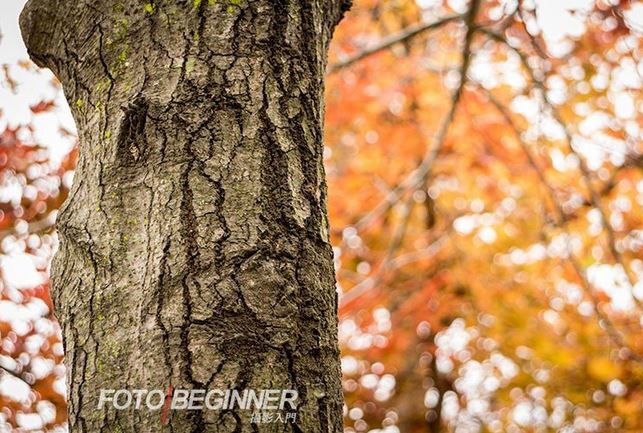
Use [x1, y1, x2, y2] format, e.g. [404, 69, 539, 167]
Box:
[1, 0, 642, 432]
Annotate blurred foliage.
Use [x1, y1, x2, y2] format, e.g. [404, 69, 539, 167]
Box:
[1, 0, 642, 432]
[326, 0, 642, 432]
[0, 63, 74, 431]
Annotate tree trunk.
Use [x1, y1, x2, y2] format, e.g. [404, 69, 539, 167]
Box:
[20, 1, 350, 431]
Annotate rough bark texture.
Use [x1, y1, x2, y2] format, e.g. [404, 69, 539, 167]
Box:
[20, 1, 349, 431]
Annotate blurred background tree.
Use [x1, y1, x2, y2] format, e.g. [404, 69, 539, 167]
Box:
[0, 62, 75, 431]
[1, 0, 642, 432]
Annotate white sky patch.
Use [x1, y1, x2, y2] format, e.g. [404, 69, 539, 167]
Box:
[471, 49, 526, 90]
[572, 135, 628, 170]
[0, 374, 31, 403]
[534, 0, 593, 56]
[578, 111, 610, 136]
[30, 356, 55, 379]
[623, 3, 643, 33]
[37, 400, 57, 424]
[587, 264, 636, 311]
[510, 95, 539, 119]
[612, 92, 635, 119]
[0, 254, 45, 290]
[611, 58, 643, 92]
[0, 0, 28, 64]
[0, 297, 49, 321]
[16, 412, 44, 431]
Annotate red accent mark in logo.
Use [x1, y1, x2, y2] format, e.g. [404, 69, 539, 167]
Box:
[160, 385, 174, 425]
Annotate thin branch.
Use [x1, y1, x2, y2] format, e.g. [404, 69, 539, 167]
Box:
[0, 365, 30, 385]
[417, 0, 480, 186]
[347, 6, 483, 232]
[377, 0, 480, 267]
[516, 7, 548, 59]
[327, 14, 462, 74]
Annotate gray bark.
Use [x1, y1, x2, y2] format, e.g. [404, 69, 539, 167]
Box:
[20, 1, 349, 431]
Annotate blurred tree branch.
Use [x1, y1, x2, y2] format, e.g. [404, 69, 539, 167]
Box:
[341, 0, 481, 313]
[0, 365, 29, 385]
[327, 13, 462, 74]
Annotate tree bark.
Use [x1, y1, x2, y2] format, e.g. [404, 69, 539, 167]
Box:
[20, 1, 350, 431]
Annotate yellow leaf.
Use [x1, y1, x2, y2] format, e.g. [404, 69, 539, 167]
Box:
[588, 356, 622, 382]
